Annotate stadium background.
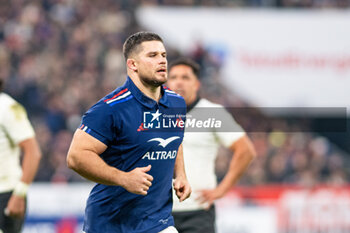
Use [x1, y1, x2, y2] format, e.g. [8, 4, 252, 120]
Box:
[1, 0, 350, 232]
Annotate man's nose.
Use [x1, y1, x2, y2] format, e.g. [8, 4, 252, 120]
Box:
[175, 79, 184, 88]
[159, 56, 167, 64]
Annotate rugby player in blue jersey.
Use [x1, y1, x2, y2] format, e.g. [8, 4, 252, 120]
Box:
[67, 32, 191, 233]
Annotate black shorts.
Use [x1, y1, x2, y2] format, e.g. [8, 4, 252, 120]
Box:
[172, 205, 216, 233]
[0, 191, 26, 233]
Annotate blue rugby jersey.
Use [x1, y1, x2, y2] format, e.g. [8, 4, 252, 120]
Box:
[79, 77, 186, 233]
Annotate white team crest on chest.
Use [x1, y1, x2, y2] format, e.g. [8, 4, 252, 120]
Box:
[147, 136, 180, 148]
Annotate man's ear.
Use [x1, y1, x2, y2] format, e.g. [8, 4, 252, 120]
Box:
[127, 58, 137, 72]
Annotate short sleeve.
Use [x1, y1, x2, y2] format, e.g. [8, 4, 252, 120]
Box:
[80, 103, 115, 146]
[214, 109, 245, 148]
[3, 102, 35, 144]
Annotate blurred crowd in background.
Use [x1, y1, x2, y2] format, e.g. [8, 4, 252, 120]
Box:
[0, 0, 349, 186]
[140, 0, 350, 8]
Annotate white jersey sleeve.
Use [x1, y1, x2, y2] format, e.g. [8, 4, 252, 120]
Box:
[1, 94, 35, 144]
[0, 93, 35, 192]
[213, 106, 245, 148]
[199, 98, 245, 148]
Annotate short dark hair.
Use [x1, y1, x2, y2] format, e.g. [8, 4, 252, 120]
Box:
[123, 31, 163, 60]
[169, 57, 200, 79]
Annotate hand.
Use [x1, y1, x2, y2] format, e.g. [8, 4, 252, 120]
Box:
[173, 177, 191, 202]
[5, 194, 26, 218]
[197, 188, 225, 209]
[122, 165, 153, 195]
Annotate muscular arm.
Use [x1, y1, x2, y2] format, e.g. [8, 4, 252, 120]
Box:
[199, 135, 256, 207]
[217, 135, 256, 194]
[67, 129, 153, 195]
[20, 137, 42, 184]
[6, 137, 42, 218]
[173, 144, 191, 202]
[67, 129, 123, 185]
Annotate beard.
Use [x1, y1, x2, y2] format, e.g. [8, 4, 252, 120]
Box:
[139, 72, 167, 88]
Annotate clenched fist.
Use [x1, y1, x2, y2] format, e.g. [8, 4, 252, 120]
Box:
[121, 165, 154, 195]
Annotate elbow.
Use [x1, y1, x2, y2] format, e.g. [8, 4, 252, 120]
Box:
[250, 148, 257, 161]
[37, 150, 43, 161]
[239, 144, 257, 163]
[66, 153, 77, 170]
[240, 143, 257, 162]
[245, 137, 257, 161]
[247, 142, 257, 161]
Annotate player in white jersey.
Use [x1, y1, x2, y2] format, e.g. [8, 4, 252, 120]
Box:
[0, 80, 42, 233]
[167, 58, 256, 233]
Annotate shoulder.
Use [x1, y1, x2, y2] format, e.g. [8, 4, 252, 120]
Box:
[102, 86, 134, 107]
[196, 98, 223, 108]
[163, 86, 186, 107]
[0, 93, 27, 119]
[89, 87, 134, 111]
[83, 87, 135, 123]
[0, 93, 17, 108]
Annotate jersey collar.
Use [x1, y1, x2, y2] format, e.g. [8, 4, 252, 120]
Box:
[187, 96, 201, 113]
[126, 76, 170, 109]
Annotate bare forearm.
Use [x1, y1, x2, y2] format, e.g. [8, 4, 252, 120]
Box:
[66, 129, 127, 186]
[67, 129, 156, 195]
[67, 150, 126, 186]
[218, 152, 253, 193]
[217, 136, 256, 193]
[20, 138, 42, 184]
[174, 144, 186, 179]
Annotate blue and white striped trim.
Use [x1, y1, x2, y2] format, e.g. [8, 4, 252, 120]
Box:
[109, 95, 133, 106]
[80, 124, 92, 133]
[165, 89, 183, 98]
[106, 91, 131, 104]
[165, 89, 177, 94]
